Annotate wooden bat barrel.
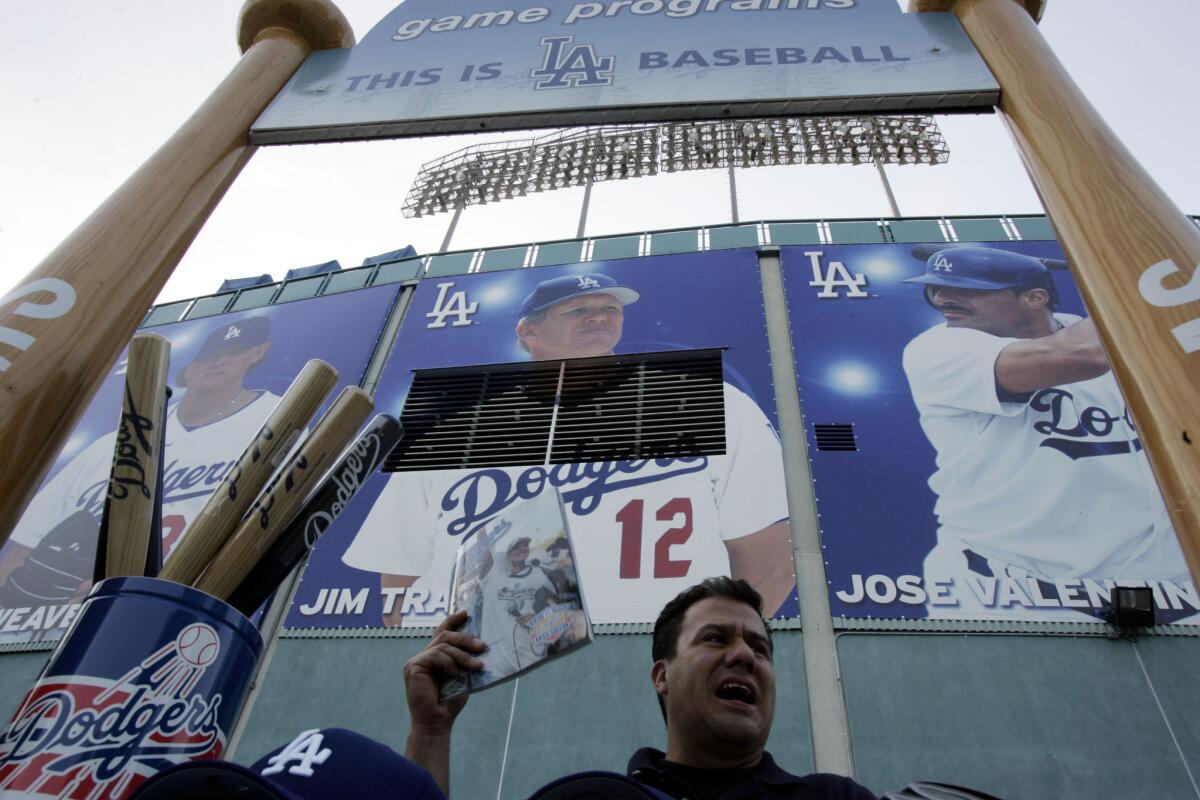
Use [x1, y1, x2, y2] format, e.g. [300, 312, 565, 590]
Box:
[0, 0, 354, 544]
[195, 386, 375, 600]
[160, 359, 339, 586]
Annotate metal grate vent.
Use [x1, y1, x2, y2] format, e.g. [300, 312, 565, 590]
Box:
[384, 350, 726, 472]
[813, 423, 858, 452]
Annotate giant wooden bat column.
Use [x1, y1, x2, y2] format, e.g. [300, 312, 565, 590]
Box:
[911, 0, 1200, 587]
[0, 1, 353, 542]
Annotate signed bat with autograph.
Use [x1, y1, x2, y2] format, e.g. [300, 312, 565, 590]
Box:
[225, 413, 401, 616]
[160, 358, 338, 587]
[94, 333, 172, 580]
[195, 386, 374, 601]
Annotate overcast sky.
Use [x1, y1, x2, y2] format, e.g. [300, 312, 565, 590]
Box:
[2, 0, 1198, 305]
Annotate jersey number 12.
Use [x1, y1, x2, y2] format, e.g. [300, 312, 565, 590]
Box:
[616, 498, 693, 579]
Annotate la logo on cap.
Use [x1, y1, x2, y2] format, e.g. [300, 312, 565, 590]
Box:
[223, 325, 242, 341]
[261, 729, 332, 778]
[577, 275, 600, 289]
[932, 256, 954, 272]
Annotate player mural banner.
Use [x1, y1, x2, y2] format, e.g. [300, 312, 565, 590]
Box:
[783, 242, 1200, 624]
[289, 249, 798, 628]
[251, 0, 997, 143]
[0, 285, 401, 644]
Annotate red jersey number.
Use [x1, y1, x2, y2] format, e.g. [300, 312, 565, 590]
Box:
[616, 498, 694, 579]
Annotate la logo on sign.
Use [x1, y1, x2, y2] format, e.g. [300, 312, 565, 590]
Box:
[531, 36, 615, 90]
[426, 282, 479, 328]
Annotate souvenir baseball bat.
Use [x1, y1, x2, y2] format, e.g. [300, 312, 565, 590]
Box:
[226, 414, 403, 616]
[94, 334, 172, 580]
[0, 1, 355, 546]
[195, 386, 375, 601]
[160, 359, 339, 586]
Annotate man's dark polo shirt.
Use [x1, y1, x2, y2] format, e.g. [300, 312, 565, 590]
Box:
[627, 748, 878, 800]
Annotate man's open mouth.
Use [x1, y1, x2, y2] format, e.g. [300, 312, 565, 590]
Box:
[715, 680, 756, 705]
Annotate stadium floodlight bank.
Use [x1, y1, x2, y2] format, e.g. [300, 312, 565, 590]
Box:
[403, 115, 948, 217]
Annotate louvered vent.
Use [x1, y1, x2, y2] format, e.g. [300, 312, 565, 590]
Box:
[813, 423, 857, 452]
[550, 350, 725, 463]
[384, 349, 726, 472]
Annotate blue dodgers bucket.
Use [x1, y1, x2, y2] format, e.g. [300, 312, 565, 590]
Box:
[0, 577, 263, 799]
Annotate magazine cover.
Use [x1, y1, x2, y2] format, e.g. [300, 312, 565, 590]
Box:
[440, 490, 592, 702]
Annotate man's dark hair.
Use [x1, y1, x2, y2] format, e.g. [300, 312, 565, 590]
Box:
[651, 577, 772, 722]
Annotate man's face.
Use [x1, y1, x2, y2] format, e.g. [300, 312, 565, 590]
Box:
[183, 343, 268, 394]
[517, 293, 624, 360]
[652, 596, 776, 764]
[926, 284, 1033, 337]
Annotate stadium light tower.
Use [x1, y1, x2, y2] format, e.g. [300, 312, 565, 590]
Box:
[404, 115, 949, 245]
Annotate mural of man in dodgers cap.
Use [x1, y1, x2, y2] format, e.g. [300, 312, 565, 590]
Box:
[900, 245, 1194, 621]
[344, 271, 795, 625]
[0, 317, 281, 613]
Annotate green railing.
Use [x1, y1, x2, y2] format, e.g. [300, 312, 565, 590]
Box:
[141, 214, 1198, 327]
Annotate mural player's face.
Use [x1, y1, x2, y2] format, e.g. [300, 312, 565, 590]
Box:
[183, 343, 268, 394]
[519, 293, 624, 360]
[926, 285, 1036, 338]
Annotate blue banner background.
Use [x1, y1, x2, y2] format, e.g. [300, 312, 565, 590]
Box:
[781, 241, 1195, 621]
[0, 285, 400, 643]
[290, 250, 794, 627]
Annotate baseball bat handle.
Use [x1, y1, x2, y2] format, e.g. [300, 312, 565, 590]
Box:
[160, 358, 338, 585]
[226, 414, 402, 616]
[96, 334, 172, 580]
[196, 386, 375, 601]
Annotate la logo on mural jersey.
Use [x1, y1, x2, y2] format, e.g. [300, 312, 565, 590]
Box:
[805, 251, 868, 298]
[0, 624, 225, 796]
[1030, 388, 1142, 460]
[425, 282, 479, 329]
[441, 458, 709, 538]
[531, 36, 616, 89]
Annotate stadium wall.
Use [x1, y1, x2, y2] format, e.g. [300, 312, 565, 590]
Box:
[2, 214, 1199, 799]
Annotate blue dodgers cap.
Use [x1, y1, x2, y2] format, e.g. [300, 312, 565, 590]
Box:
[902, 246, 1053, 292]
[193, 316, 271, 361]
[518, 273, 640, 319]
[128, 728, 446, 800]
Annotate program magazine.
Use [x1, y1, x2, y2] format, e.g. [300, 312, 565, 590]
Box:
[440, 490, 593, 702]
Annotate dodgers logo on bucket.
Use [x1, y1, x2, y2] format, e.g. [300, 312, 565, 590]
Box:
[0, 623, 227, 799]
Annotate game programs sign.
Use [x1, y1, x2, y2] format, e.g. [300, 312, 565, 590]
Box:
[782, 242, 1199, 624]
[290, 250, 798, 627]
[251, 0, 998, 143]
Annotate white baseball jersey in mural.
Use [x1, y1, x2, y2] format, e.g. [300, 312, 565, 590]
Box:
[11, 392, 281, 558]
[902, 314, 1184, 582]
[343, 384, 789, 623]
